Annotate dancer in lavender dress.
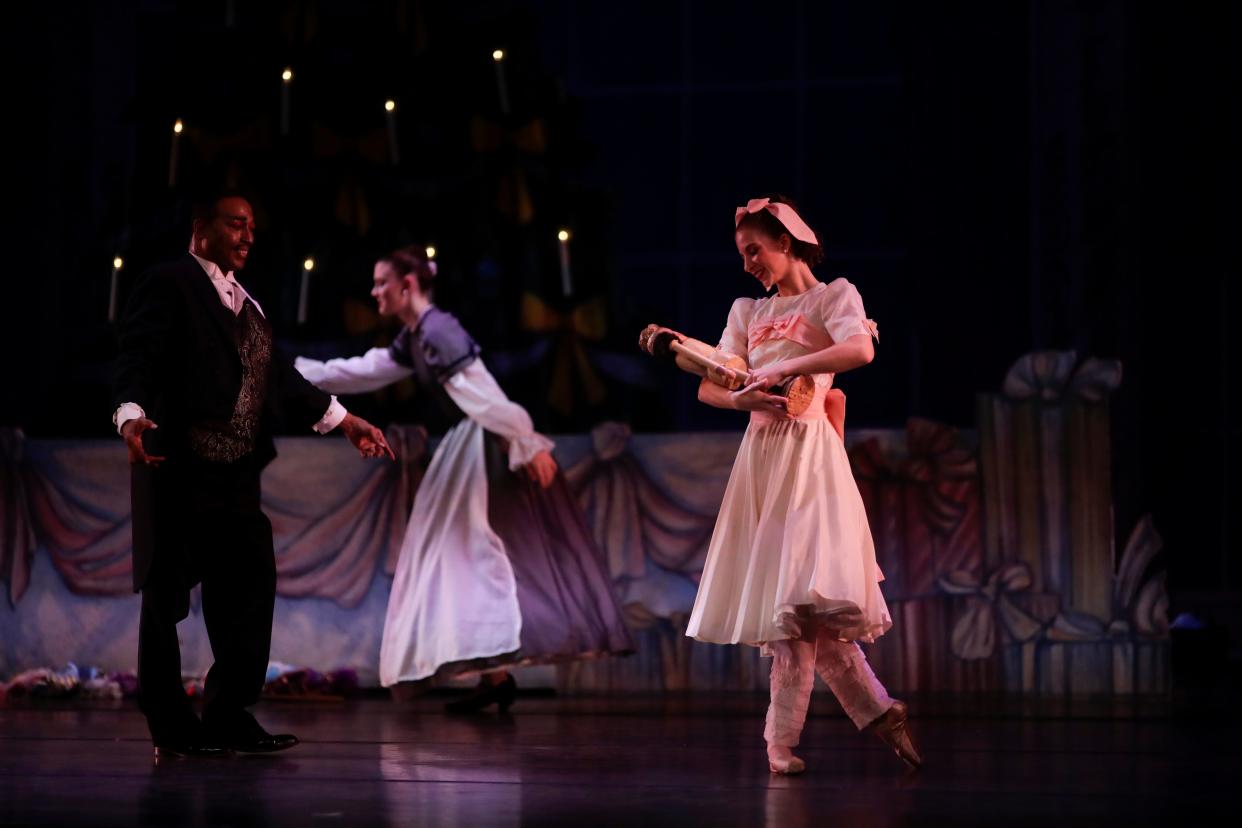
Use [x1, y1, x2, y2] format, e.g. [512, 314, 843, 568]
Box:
[297, 246, 632, 711]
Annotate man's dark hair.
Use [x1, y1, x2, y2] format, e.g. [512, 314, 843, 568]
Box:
[190, 188, 252, 227]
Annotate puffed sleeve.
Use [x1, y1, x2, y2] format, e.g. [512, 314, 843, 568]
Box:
[717, 297, 756, 359]
[444, 360, 555, 469]
[418, 309, 483, 383]
[388, 325, 415, 368]
[822, 279, 879, 344]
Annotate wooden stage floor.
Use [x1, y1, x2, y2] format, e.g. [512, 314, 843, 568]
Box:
[1, 692, 1235, 827]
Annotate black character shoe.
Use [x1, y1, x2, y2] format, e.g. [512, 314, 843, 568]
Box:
[151, 716, 232, 760]
[205, 711, 300, 754]
[152, 739, 232, 759]
[225, 729, 300, 753]
[444, 674, 517, 714]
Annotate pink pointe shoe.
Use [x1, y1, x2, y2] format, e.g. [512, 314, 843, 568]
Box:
[866, 700, 922, 769]
[766, 744, 806, 775]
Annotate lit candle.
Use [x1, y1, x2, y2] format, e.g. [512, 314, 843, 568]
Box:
[281, 68, 293, 136]
[492, 49, 510, 115]
[425, 245, 437, 261]
[297, 257, 314, 325]
[168, 119, 183, 188]
[384, 100, 399, 165]
[108, 256, 123, 322]
[557, 229, 572, 296]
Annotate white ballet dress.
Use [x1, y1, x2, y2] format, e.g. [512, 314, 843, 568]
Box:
[685, 278, 892, 650]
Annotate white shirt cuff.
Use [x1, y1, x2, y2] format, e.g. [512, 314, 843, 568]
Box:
[508, 432, 556, 469]
[313, 396, 348, 434]
[113, 402, 146, 436]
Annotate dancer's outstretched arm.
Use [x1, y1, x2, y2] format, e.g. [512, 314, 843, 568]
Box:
[294, 348, 414, 395]
[442, 358, 555, 481]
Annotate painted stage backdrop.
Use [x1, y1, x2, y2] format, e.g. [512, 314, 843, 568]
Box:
[0, 352, 1168, 696]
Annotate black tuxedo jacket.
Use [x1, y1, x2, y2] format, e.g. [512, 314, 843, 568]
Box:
[112, 253, 331, 591]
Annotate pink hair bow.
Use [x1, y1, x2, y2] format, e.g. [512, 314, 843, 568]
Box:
[734, 198, 818, 244]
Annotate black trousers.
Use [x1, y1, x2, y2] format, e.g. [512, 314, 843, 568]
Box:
[136, 457, 276, 743]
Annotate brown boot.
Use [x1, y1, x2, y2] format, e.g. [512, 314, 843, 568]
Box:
[866, 700, 922, 769]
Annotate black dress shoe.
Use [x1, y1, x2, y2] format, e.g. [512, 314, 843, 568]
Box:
[445, 674, 517, 714]
[152, 740, 232, 759]
[204, 709, 300, 753]
[220, 729, 300, 753]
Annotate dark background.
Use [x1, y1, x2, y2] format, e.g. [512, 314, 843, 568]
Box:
[7, 2, 1237, 649]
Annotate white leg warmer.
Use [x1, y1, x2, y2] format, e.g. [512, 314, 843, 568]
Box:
[813, 632, 893, 730]
[763, 638, 816, 747]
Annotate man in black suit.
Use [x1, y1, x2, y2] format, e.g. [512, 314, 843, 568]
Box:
[113, 191, 394, 758]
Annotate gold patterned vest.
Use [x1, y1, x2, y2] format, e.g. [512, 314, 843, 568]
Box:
[188, 299, 272, 463]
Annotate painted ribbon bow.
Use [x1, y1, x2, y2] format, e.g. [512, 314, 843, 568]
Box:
[1001, 351, 1123, 403]
[851, 418, 976, 536]
[938, 562, 1045, 660]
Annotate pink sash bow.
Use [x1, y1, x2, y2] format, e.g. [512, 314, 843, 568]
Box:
[748, 313, 831, 352]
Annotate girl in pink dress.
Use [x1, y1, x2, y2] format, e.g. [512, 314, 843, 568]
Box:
[686, 196, 920, 774]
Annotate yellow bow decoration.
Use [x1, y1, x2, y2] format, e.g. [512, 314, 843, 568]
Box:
[470, 116, 547, 226]
[333, 176, 371, 234]
[191, 118, 273, 162]
[311, 123, 390, 165]
[470, 116, 548, 154]
[495, 170, 535, 226]
[521, 292, 608, 417]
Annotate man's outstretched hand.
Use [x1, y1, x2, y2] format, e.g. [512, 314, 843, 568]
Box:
[121, 417, 166, 466]
[339, 413, 396, 460]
